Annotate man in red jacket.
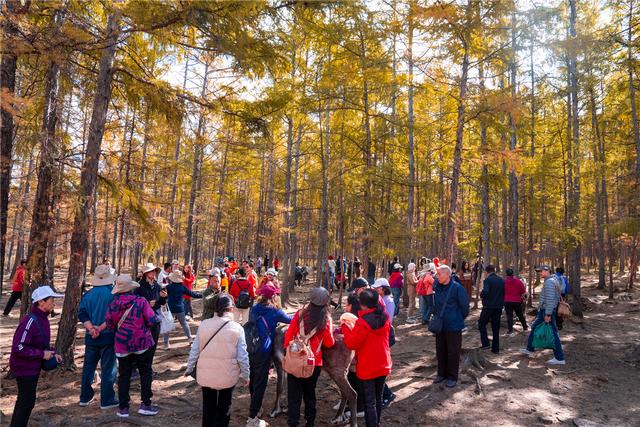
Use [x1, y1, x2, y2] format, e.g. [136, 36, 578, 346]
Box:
[3, 259, 26, 316]
[342, 289, 391, 427]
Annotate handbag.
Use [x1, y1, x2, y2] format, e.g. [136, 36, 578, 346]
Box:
[159, 305, 176, 335]
[30, 315, 60, 371]
[191, 320, 230, 379]
[555, 282, 571, 318]
[428, 282, 455, 334]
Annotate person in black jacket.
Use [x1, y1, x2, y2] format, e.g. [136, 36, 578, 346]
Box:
[135, 263, 167, 366]
[478, 265, 504, 353]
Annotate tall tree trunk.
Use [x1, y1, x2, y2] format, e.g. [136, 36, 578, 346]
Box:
[0, 0, 29, 289]
[57, 10, 121, 366]
[185, 61, 209, 264]
[508, 13, 520, 272]
[22, 9, 66, 312]
[590, 87, 606, 290]
[169, 55, 189, 257]
[478, 63, 490, 310]
[445, 15, 470, 263]
[528, 38, 536, 304]
[629, 0, 640, 184]
[406, 4, 415, 256]
[567, 0, 583, 317]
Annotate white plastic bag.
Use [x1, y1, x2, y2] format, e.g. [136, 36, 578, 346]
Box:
[159, 305, 175, 335]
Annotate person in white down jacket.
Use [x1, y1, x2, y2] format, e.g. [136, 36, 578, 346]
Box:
[185, 293, 250, 427]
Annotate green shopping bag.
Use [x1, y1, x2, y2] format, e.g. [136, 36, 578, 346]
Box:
[532, 322, 555, 349]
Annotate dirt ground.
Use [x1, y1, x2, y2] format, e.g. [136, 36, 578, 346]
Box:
[1, 272, 639, 427]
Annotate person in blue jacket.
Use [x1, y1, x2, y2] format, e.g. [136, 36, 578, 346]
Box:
[78, 264, 118, 408]
[246, 283, 291, 427]
[163, 270, 202, 349]
[432, 264, 469, 388]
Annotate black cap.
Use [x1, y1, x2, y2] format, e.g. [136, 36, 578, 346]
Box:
[535, 265, 551, 272]
[347, 277, 369, 292]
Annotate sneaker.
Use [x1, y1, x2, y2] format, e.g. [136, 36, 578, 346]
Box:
[100, 401, 119, 410]
[333, 401, 342, 410]
[164, 343, 170, 350]
[79, 396, 94, 407]
[405, 317, 417, 324]
[547, 358, 566, 365]
[432, 376, 446, 384]
[446, 379, 457, 388]
[480, 345, 491, 350]
[138, 403, 159, 416]
[246, 416, 268, 427]
[382, 393, 396, 408]
[131, 371, 139, 381]
[356, 411, 365, 418]
[117, 408, 129, 418]
[519, 348, 534, 356]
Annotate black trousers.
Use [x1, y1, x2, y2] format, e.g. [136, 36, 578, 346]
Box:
[10, 375, 39, 427]
[202, 386, 234, 427]
[249, 351, 272, 418]
[287, 366, 321, 427]
[504, 302, 528, 332]
[3, 291, 22, 315]
[435, 331, 462, 381]
[149, 323, 161, 361]
[361, 375, 385, 427]
[118, 349, 154, 409]
[478, 308, 502, 353]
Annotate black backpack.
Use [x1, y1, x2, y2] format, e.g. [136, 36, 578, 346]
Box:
[235, 279, 252, 309]
[244, 314, 269, 354]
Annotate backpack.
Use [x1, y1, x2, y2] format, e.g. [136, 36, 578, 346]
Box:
[244, 314, 269, 354]
[283, 314, 322, 379]
[235, 279, 252, 309]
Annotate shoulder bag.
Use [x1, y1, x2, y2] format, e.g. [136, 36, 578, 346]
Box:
[428, 283, 455, 334]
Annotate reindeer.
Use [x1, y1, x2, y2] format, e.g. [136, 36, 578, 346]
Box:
[269, 325, 358, 427]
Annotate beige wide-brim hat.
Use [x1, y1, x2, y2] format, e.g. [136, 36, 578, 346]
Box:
[92, 264, 117, 286]
[112, 274, 140, 294]
[142, 263, 156, 274]
[168, 270, 184, 283]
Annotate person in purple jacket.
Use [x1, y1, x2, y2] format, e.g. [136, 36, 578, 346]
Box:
[105, 274, 160, 418]
[9, 286, 64, 427]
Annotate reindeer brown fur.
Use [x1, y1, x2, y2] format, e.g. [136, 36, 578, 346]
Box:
[270, 325, 358, 427]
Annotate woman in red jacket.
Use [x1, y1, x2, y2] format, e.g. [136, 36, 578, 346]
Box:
[182, 264, 196, 320]
[504, 268, 528, 334]
[342, 289, 391, 427]
[284, 287, 335, 427]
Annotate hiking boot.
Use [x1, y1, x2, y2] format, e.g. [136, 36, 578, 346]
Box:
[432, 376, 446, 384]
[138, 403, 159, 416]
[117, 407, 129, 418]
[446, 379, 457, 388]
[100, 401, 119, 410]
[246, 416, 269, 427]
[519, 348, 534, 356]
[547, 358, 566, 365]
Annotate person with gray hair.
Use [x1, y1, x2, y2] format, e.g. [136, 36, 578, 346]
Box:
[432, 265, 469, 388]
[520, 265, 566, 365]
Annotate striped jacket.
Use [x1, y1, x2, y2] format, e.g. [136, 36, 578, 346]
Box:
[9, 306, 50, 376]
[539, 276, 562, 315]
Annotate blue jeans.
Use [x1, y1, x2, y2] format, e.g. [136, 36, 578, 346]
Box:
[526, 309, 565, 361]
[419, 294, 434, 324]
[391, 288, 402, 316]
[80, 343, 117, 406]
[325, 272, 335, 292]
